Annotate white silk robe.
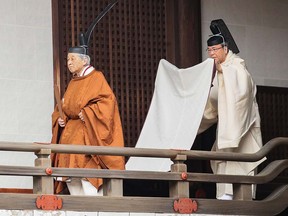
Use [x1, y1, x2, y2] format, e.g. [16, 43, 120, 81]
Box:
[199, 51, 266, 198]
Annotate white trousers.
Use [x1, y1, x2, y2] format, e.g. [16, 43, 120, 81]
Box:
[216, 169, 256, 200]
[66, 178, 103, 196]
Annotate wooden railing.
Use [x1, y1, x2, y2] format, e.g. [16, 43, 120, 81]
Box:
[0, 137, 287, 215]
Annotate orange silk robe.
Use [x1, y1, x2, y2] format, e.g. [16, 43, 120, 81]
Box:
[51, 70, 125, 194]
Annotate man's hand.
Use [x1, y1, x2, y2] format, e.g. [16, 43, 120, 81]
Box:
[78, 111, 85, 122]
[215, 60, 223, 73]
[58, 117, 66, 127]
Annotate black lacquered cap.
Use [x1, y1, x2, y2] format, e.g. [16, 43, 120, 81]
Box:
[207, 34, 225, 46]
[68, 45, 88, 55]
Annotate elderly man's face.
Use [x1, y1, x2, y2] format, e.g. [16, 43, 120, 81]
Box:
[67, 53, 86, 74]
[207, 44, 227, 64]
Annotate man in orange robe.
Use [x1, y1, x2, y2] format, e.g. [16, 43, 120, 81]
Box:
[51, 46, 125, 195]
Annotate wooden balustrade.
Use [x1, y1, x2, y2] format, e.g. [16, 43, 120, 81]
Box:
[0, 137, 287, 215]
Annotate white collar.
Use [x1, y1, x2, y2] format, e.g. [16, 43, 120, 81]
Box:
[79, 65, 94, 77]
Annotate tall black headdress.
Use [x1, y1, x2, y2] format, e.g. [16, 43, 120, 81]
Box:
[207, 19, 240, 54]
[68, 0, 118, 55]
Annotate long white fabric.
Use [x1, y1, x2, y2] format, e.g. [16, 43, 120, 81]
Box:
[126, 58, 214, 171]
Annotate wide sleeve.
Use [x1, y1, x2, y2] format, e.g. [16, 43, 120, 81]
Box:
[198, 99, 218, 134]
[217, 61, 257, 149]
[50, 106, 66, 164]
[83, 95, 117, 146]
[81, 73, 125, 170]
[82, 73, 124, 148]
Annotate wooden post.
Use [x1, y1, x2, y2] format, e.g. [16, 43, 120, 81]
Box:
[166, 0, 202, 68]
[34, 149, 54, 194]
[233, 183, 252, 200]
[169, 154, 189, 198]
[103, 179, 123, 197]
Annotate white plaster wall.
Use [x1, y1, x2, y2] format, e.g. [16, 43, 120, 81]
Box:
[201, 0, 288, 88]
[0, 0, 53, 188]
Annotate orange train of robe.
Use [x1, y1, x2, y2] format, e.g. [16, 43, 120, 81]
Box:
[51, 70, 125, 194]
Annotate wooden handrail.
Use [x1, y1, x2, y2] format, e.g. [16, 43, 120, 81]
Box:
[0, 137, 287, 162]
[0, 159, 287, 184]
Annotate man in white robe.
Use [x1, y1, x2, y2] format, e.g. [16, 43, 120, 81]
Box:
[198, 33, 266, 200]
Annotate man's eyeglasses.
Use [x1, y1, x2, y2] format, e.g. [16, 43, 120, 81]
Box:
[206, 47, 223, 53]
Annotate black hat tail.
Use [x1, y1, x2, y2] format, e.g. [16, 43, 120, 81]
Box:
[210, 19, 240, 54]
[79, 0, 118, 47]
[210, 23, 221, 35]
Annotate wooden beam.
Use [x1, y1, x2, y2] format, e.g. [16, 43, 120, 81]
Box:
[33, 149, 53, 194]
[0, 187, 286, 215]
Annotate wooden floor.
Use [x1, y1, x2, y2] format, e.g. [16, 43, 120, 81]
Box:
[0, 210, 252, 216]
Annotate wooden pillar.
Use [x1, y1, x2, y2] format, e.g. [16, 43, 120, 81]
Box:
[103, 179, 123, 197]
[166, 0, 202, 68]
[169, 154, 189, 198]
[233, 183, 253, 200]
[51, 0, 60, 84]
[33, 149, 53, 194]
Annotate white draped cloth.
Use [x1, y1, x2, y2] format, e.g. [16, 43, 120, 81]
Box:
[126, 58, 214, 171]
